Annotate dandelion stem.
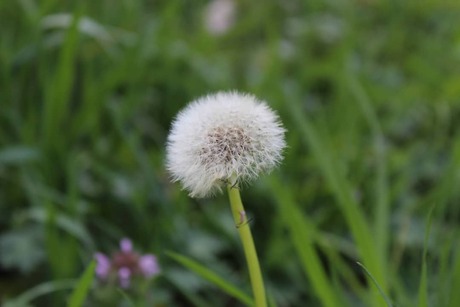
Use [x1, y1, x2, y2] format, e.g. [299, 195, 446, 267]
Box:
[227, 184, 267, 307]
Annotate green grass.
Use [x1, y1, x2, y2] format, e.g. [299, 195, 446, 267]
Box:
[2, 0, 460, 306]
[67, 260, 96, 307]
[167, 251, 254, 306]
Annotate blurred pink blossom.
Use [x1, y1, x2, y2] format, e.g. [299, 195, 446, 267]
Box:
[120, 238, 133, 253]
[118, 267, 131, 288]
[94, 252, 111, 280]
[94, 238, 160, 288]
[139, 254, 161, 278]
[204, 0, 236, 35]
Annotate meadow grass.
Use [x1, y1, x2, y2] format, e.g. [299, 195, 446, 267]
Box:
[1, 0, 460, 306]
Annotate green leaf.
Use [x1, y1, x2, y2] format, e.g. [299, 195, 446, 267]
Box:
[67, 260, 96, 307]
[448, 245, 460, 307]
[0, 226, 46, 273]
[346, 74, 389, 272]
[0, 146, 39, 164]
[285, 94, 387, 306]
[28, 207, 94, 249]
[166, 251, 254, 306]
[269, 177, 340, 307]
[3, 279, 75, 307]
[417, 204, 437, 307]
[357, 262, 393, 307]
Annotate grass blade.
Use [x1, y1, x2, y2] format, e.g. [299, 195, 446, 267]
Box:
[357, 262, 393, 307]
[41, 5, 82, 149]
[166, 251, 254, 306]
[448, 240, 460, 307]
[417, 204, 436, 307]
[67, 260, 96, 307]
[3, 279, 75, 307]
[285, 93, 387, 306]
[346, 74, 390, 276]
[269, 177, 341, 307]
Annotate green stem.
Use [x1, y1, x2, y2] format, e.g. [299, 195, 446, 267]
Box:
[227, 184, 267, 307]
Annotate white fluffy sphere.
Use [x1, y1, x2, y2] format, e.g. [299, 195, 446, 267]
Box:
[166, 91, 286, 198]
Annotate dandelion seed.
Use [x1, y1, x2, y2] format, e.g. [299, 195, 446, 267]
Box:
[166, 91, 286, 197]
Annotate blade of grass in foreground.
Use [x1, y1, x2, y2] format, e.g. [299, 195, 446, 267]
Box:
[285, 94, 386, 307]
[3, 280, 75, 307]
[357, 262, 393, 307]
[269, 177, 341, 307]
[448, 241, 460, 307]
[166, 251, 254, 306]
[346, 74, 390, 279]
[116, 289, 136, 307]
[164, 272, 212, 307]
[67, 260, 96, 307]
[41, 6, 83, 150]
[417, 204, 436, 307]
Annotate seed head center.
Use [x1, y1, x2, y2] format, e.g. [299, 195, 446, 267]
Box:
[202, 126, 252, 164]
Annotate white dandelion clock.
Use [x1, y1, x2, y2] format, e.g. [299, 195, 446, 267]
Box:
[166, 91, 286, 198]
[166, 91, 284, 306]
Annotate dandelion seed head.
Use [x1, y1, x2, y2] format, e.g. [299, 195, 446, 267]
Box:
[166, 91, 286, 198]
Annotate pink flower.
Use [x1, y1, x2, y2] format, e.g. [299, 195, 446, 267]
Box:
[204, 0, 236, 35]
[118, 267, 131, 288]
[94, 252, 111, 280]
[139, 254, 160, 278]
[94, 238, 161, 288]
[120, 238, 133, 253]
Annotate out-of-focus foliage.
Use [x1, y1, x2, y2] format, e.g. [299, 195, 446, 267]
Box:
[1, 0, 460, 306]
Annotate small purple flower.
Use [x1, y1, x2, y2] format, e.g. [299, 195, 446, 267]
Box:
[94, 252, 111, 280]
[94, 238, 160, 288]
[139, 254, 160, 278]
[118, 267, 131, 288]
[120, 238, 133, 253]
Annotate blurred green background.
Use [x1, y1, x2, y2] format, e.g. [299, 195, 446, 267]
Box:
[2, 0, 460, 306]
